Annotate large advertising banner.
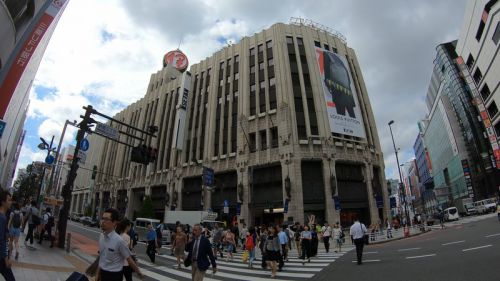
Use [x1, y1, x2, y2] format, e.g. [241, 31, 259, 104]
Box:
[315, 48, 366, 138]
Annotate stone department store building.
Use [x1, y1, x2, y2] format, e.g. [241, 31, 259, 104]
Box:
[93, 20, 389, 227]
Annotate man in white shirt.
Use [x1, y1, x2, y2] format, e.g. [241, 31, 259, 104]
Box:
[96, 208, 143, 281]
[349, 216, 367, 265]
[321, 222, 332, 253]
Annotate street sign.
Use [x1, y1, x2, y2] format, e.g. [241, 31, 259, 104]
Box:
[0, 119, 6, 139]
[223, 200, 229, 207]
[95, 122, 119, 140]
[333, 196, 341, 210]
[203, 166, 214, 186]
[45, 155, 55, 165]
[224, 206, 229, 214]
[80, 138, 90, 151]
[284, 199, 289, 214]
[77, 150, 87, 164]
[236, 203, 241, 215]
[376, 194, 384, 208]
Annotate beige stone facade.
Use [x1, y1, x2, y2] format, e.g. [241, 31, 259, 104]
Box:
[94, 22, 389, 227]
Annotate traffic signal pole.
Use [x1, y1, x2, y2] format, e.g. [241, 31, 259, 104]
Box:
[58, 105, 93, 249]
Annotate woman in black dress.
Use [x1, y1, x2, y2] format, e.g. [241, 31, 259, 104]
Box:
[263, 226, 281, 278]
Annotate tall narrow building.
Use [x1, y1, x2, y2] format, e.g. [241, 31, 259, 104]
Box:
[94, 20, 388, 227]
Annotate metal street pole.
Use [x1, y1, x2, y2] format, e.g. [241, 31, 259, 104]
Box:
[388, 120, 410, 226]
[58, 105, 93, 249]
[48, 120, 77, 197]
[36, 135, 54, 206]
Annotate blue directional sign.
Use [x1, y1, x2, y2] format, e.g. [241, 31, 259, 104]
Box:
[203, 166, 214, 186]
[389, 197, 397, 209]
[45, 155, 55, 165]
[0, 120, 6, 139]
[284, 199, 289, 214]
[333, 196, 341, 210]
[80, 138, 90, 151]
[236, 203, 241, 215]
[376, 194, 384, 208]
[223, 199, 229, 207]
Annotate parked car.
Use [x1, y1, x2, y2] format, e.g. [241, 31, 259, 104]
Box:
[71, 213, 83, 222]
[134, 218, 160, 242]
[156, 223, 173, 245]
[497, 204, 500, 221]
[474, 198, 497, 214]
[444, 207, 459, 221]
[81, 217, 99, 227]
[463, 202, 477, 216]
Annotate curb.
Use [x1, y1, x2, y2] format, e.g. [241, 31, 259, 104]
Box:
[368, 230, 431, 245]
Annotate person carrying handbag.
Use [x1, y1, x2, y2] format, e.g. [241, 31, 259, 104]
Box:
[349, 216, 367, 265]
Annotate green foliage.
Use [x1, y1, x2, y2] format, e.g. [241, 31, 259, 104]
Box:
[13, 164, 37, 204]
[137, 196, 154, 218]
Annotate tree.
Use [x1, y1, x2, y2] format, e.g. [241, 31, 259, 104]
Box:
[137, 196, 154, 219]
[12, 164, 37, 204]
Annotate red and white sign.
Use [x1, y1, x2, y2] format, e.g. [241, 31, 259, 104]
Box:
[0, 0, 68, 118]
[163, 50, 189, 72]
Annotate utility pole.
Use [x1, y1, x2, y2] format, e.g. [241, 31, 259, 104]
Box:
[58, 106, 93, 248]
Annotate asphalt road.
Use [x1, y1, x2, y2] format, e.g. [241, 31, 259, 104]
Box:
[316, 215, 500, 281]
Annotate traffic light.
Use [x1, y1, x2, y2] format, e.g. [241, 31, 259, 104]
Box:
[91, 165, 97, 180]
[130, 145, 158, 164]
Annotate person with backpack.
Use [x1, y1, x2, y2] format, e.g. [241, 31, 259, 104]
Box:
[38, 207, 54, 247]
[8, 203, 23, 260]
[24, 200, 39, 246]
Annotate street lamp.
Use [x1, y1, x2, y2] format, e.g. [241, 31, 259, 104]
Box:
[388, 120, 410, 226]
[36, 136, 56, 206]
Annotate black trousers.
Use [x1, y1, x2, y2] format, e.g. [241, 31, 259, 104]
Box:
[39, 226, 52, 246]
[300, 239, 311, 260]
[354, 238, 364, 264]
[0, 259, 15, 281]
[100, 269, 123, 281]
[147, 240, 156, 263]
[25, 223, 35, 244]
[123, 265, 133, 281]
[323, 236, 330, 252]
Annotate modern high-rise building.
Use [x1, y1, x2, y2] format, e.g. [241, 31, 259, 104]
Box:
[0, 0, 69, 189]
[413, 123, 437, 215]
[93, 19, 389, 227]
[423, 40, 497, 209]
[455, 0, 500, 194]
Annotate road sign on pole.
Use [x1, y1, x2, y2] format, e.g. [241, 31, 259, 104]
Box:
[80, 138, 90, 151]
[0, 119, 6, 139]
[95, 122, 119, 140]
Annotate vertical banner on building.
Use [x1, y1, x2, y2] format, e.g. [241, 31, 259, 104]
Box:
[315, 47, 366, 138]
[0, 0, 68, 119]
[461, 159, 475, 198]
[172, 71, 191, 150]
[456, 57, 500, 169]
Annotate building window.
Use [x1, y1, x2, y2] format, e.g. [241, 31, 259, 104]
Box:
[493, 21, 500, 45]
[495, 122, 500, 137]
[487, 101, 498, 118]
[324, 44, 329, 50]
[286, 36, 293, 44]
[473, 67, 483, 84]
[314, 41, 320, 47]
[266, 40, 272, 48]
[466, 54, 475, 69]
[476, 20, 486, 41]
[259, 62, 265, 70]
[260, 130, 267, 150]
[235, 55, 240, 62]
[268, 58, 274, 66]
[270, 127, 278, 148]
[480, 84, 491, 101]
[249, 132, 256, 152]
[250, 48, 255, 56]
[269, 77, 276, 87]
[258, 44, 264, 52]
[297, 37, 303, 45]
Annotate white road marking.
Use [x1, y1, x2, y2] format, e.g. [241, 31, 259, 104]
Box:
[351, 259, 381, 263]
[397, 247, 421, 252]
[442, 240, 465, 246]
[485, 233, 500, 238]
[405, 254, 436, 259]
[364, 251, 378, 254]
[462, 245, 492, 252]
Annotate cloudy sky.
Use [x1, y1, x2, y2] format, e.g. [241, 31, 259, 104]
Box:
[18, 0, 467, 180]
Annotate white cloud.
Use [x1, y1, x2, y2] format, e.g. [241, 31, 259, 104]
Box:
[17, 0, 468, 182]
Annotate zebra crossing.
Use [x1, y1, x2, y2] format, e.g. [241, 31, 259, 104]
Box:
[137, 244, 355, 281]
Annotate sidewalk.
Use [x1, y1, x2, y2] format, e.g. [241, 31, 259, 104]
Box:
[11, 231, 96, 281]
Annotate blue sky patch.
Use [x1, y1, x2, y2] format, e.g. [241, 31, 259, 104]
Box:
[100, 30, 116, 43]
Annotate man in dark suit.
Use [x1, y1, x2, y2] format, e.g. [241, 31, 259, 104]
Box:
[185, 224, 217, 281]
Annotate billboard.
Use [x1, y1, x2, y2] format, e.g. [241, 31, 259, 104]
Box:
[315, 48, 365, 138]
